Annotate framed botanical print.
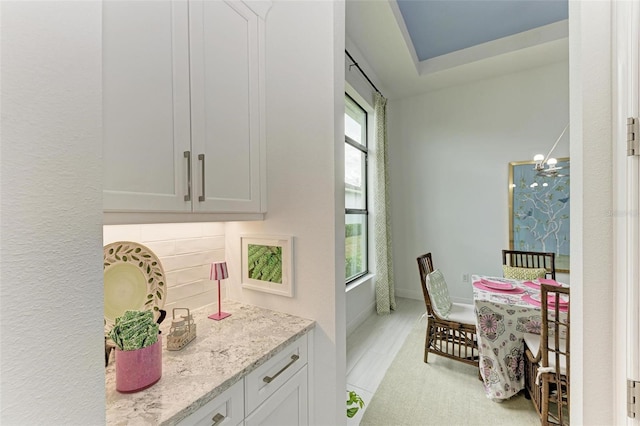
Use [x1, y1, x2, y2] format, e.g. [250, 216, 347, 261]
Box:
[240, 235, 294, 297]
[509, 158, 570, 272]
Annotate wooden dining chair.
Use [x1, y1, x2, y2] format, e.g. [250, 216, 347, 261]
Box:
[523, 284, 570, 425]
[502, 249, 556, 280]
[416, 253, 479, 367]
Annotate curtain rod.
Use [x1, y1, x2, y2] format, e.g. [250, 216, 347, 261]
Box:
[345, 49, 383, 97]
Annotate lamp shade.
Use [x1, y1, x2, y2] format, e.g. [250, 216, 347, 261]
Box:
[210, 261, 228, 281]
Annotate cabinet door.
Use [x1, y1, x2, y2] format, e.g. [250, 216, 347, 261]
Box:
[244, 366, 308, 426]
[103, 1, 191, 212]
[189, 0, 263, 213]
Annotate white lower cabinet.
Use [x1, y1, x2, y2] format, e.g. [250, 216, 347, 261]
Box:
[178, 380, 244, 426]
[244, 366, 308, 426]
[244, 334, 308, 426]
[178, 334, 309, 426]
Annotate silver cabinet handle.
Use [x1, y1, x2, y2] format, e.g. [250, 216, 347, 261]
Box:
[211, 413, 225, 426]
[184, 151, 191, 202]
[263, 354, 300, 383]
[198, 153, 205, 202]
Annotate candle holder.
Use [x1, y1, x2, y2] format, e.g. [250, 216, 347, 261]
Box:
[167, 308, 196, 350]
[208, 261, 230, 321]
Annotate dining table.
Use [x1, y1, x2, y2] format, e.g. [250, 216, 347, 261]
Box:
[471, 274, 569, 401]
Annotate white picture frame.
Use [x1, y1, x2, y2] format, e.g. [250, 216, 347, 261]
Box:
[240, 235, 293, 297]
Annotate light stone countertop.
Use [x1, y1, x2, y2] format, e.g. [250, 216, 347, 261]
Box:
[106, 300, 315, 425]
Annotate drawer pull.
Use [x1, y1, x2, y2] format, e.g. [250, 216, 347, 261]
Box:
[263, 354, 300, 384]
[211, 412, 225, 426]
[184, 151, 191, 202]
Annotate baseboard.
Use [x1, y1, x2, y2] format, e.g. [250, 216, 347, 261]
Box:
[394, 287, 422, 300]
[347, 301, 376, 337]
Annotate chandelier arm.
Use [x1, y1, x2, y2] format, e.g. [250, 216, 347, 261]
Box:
[543, 123, 570, 165]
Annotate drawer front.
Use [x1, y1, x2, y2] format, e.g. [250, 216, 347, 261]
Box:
[178, 379, 244, 426]
[245, 334, 308, 414]
[244, 365, 308, 426]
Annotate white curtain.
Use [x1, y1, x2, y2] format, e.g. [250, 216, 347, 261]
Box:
[373, 92, 396, 314]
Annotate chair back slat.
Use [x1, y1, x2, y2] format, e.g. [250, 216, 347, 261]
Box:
[502, 249, 556, 279]
[416, 253, 436, 317]
[540, 284, 570, 425]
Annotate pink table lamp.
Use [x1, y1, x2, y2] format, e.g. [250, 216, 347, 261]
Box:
[208, 261, 231, 321]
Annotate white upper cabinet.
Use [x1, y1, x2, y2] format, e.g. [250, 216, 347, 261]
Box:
[103, 0, 269, 218]
[103, 1, 191, 212]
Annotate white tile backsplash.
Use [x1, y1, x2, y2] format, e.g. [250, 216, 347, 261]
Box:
[165, 264, 211, 287]
[103, 223, 227, 311]
[142, 240, 177, 257]
[174, 236, 224, 255]
[159, 249, 224, 271]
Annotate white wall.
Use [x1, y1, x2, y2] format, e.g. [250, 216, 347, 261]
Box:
[387, 61, 570, 303]
[225, 1, 346, 424]
[0, 2, 104, 423]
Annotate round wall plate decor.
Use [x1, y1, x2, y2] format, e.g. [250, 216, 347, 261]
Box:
[103, 241, 166, 332]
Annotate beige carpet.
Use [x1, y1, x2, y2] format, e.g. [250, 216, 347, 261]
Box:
[360, 317, 540, 426]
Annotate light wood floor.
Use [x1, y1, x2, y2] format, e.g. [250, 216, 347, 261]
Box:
[346, 297, 425, 425]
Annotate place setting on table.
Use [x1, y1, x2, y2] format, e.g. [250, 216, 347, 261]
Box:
[472, 275, 568, 309]
[473, 276, 526, 294]
[470, 274, 570, 401]
[520, 278, 569, 311]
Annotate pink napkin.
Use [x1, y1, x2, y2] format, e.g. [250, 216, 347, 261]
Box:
[521, 294, 569, 311]
[480, 278, 513, 290]
[523, 279, 561, 290]
[538, 278, 561, 286]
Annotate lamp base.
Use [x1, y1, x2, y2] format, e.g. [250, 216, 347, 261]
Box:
[208, 312, 231, 321]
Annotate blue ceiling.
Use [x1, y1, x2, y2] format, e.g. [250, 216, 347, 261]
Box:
[396, 0, 569, 61]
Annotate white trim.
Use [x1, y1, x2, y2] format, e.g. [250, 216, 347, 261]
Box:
[388, 0, 420, 68]
[346, 273, 375, 292]
[388, 1, 568, 75]
[345, 82, 374, 113]
[625, 0, 640, 385]
[614, 1, 640, 423]
[417, 20, 568, 75]
[393, 287, 422, 301]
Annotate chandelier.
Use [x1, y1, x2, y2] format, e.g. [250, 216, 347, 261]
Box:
[533, 123, 569, 178]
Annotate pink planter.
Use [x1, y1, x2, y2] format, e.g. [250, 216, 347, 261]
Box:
[115, 335, 162, 393]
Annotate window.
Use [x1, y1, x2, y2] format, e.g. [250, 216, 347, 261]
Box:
[345, 94, 368, 283]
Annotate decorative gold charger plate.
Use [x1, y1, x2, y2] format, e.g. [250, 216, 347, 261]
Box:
[103, 241, 166, 332]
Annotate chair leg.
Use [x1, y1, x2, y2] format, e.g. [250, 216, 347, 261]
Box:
[541, 379, 550, 426]
[424, 320, 431, 363]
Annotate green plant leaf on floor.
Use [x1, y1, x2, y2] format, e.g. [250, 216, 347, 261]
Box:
[346, 390, 365, 418]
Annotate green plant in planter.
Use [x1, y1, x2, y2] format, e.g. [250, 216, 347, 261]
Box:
[346, 390, 365, 418]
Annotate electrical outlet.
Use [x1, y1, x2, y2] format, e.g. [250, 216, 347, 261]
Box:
[462, 273, 469, 283]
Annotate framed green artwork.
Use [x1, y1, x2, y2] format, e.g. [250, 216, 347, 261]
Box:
[241, 234, 293, 297]
[508, 158, 570, 272]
